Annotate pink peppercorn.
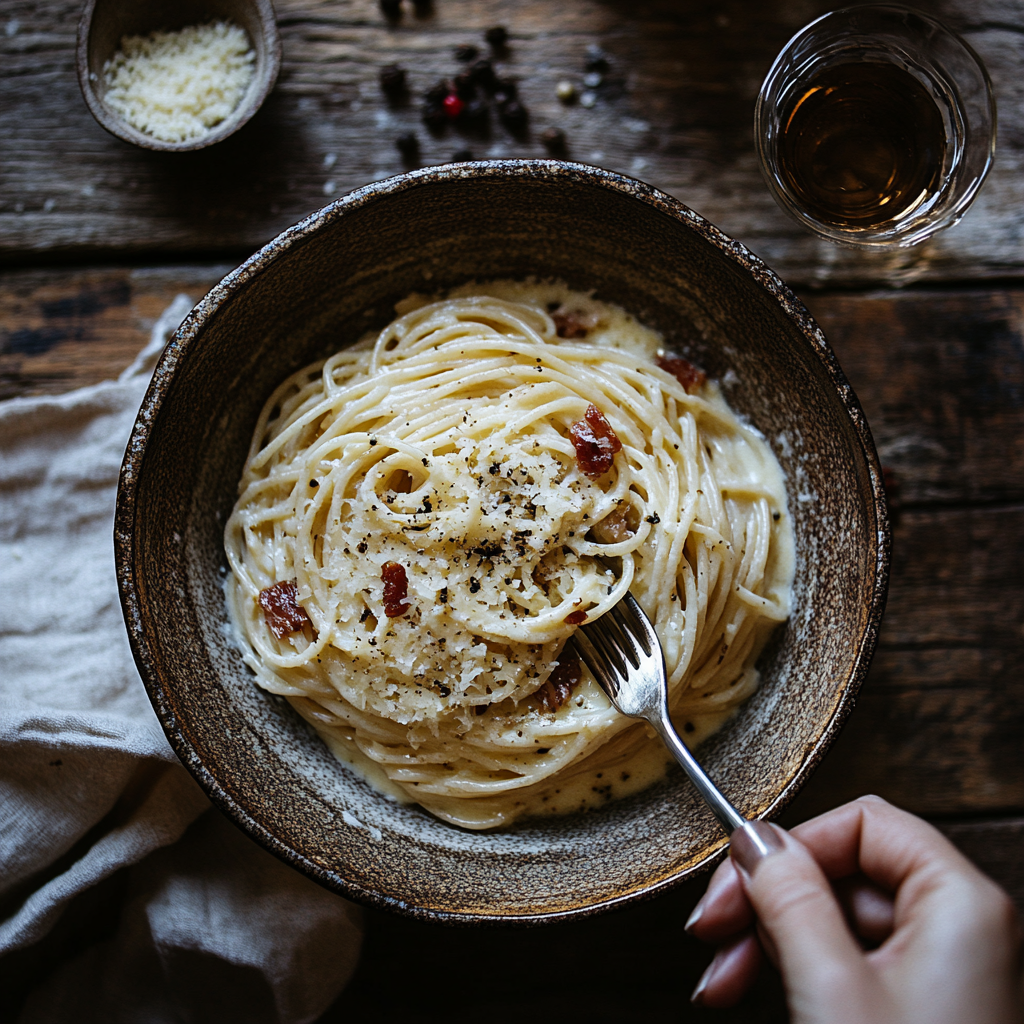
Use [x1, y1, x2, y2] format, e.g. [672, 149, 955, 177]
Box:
[442, 93, 464, 118]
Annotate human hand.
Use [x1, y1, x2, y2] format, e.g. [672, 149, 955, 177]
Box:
[685, 795, 1023, 1023]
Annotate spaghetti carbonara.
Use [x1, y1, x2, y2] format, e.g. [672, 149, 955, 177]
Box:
[225, 282, 794, 829]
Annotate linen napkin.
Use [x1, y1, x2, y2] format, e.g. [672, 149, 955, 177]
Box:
[0, 297, 363, 1023]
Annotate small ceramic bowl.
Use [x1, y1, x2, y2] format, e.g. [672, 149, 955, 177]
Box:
[77, 0, 281, 152]
[115, 161, 890, 923]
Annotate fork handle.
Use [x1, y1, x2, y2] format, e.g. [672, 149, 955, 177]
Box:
[650, 715, 748, 835]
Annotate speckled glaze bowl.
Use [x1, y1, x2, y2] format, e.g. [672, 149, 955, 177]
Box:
[115, 161, 890, 923]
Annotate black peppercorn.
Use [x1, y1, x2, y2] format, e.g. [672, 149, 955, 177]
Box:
[421, 102, 446, 131]
[425, 79, 449, 104]
[396, 132, 419, 158]
[454, 71, 476, 99]
[484, 25, 508, 48]
[379, 64, 407, 97]
[540, 126, 566, 154]
[493, 78, 517, 102]
[452, 148, 473, 161]
[500, 98, 528, 131]
[379, 0, 401, 19]
[584, 45, 610, 73]
[469, 57, 497, 91]
[455, 43, 478, 62]
[460, 97, 488, 130]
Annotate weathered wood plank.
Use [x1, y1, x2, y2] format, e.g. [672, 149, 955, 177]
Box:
[806, 290, 1024, 506]
[0, 265, 226, 400]
[1, 0, 1022, 286]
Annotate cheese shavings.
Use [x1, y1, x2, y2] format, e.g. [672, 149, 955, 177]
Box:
[102, 22, 255, 143]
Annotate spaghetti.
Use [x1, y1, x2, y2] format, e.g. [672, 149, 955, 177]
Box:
[224, 282, 794, 829]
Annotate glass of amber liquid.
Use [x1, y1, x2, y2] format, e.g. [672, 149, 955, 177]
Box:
[756, 5, 996, 249]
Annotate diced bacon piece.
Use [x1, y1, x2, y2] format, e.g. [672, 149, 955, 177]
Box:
[656, 354, 707, 394]
[569, 403, 622, 478]
[565, 609, 588, 625]
[258, 581, 311, 639]
[552, 308, 600, 338]
[537, 656, 583, 712]
[381, 560, 411, 617]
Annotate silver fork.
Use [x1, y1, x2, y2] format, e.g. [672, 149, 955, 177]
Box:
[573, 591, 780, 859]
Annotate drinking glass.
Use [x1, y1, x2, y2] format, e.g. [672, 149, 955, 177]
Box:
[755, 4, 996, 249]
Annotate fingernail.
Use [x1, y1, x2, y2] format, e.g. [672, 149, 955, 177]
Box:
[690, 953, 719, 1005]
[685, 859, 732, 933]
[684, 900, 704, 933]
[730, 820, 785, 879]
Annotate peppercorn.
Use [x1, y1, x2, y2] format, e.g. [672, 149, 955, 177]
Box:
[500, 98, 528, 131]
[556, 80, 576, 103]
[455, 43, 478, 62]
[396, 132, 419, 158]
[584, 45, 609, 73]
[379, 64, 407, 97]
[452, 148, 473, 161]
[421, 102, 446, 131]
[469, 58, 497, 90]
[493, 78, 517, 102]
[442, 92, 464, 119]
[425, 79, 449, 104]
[484, 25, 508, 48]
[453, 71, 476, 98]
[540, 126, 566, 154]
[379, 0, 401, 19]
[460, 97, 489, 130]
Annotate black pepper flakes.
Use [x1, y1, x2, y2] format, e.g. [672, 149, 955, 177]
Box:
[469, 578, 481, 593]
[646, 512, 660, 524]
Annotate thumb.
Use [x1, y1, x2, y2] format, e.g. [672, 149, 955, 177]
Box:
[731, 823, 871, 997]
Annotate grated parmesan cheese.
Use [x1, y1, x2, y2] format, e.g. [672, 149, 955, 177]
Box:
[103, 22, 256, 144]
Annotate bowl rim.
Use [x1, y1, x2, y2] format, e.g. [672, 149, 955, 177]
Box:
[75, 0, 282, 152]
[114, 160, 891, 924]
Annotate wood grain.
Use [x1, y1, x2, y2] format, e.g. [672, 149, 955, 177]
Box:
[1, 0, 1023, 286]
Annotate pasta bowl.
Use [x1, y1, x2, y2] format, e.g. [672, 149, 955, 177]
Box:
[114, 161, 890, 923]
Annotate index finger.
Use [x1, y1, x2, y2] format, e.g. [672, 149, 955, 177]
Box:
[791, 795, 984, 894]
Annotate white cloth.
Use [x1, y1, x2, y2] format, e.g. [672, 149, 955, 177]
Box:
[0, 298, 363, 1022]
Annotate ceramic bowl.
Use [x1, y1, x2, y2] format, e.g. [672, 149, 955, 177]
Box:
[77, 0, 281, 152]
[115, 161, 890, 923]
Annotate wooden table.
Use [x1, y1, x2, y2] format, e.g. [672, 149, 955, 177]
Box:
[2, 0, 1022, 1019]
